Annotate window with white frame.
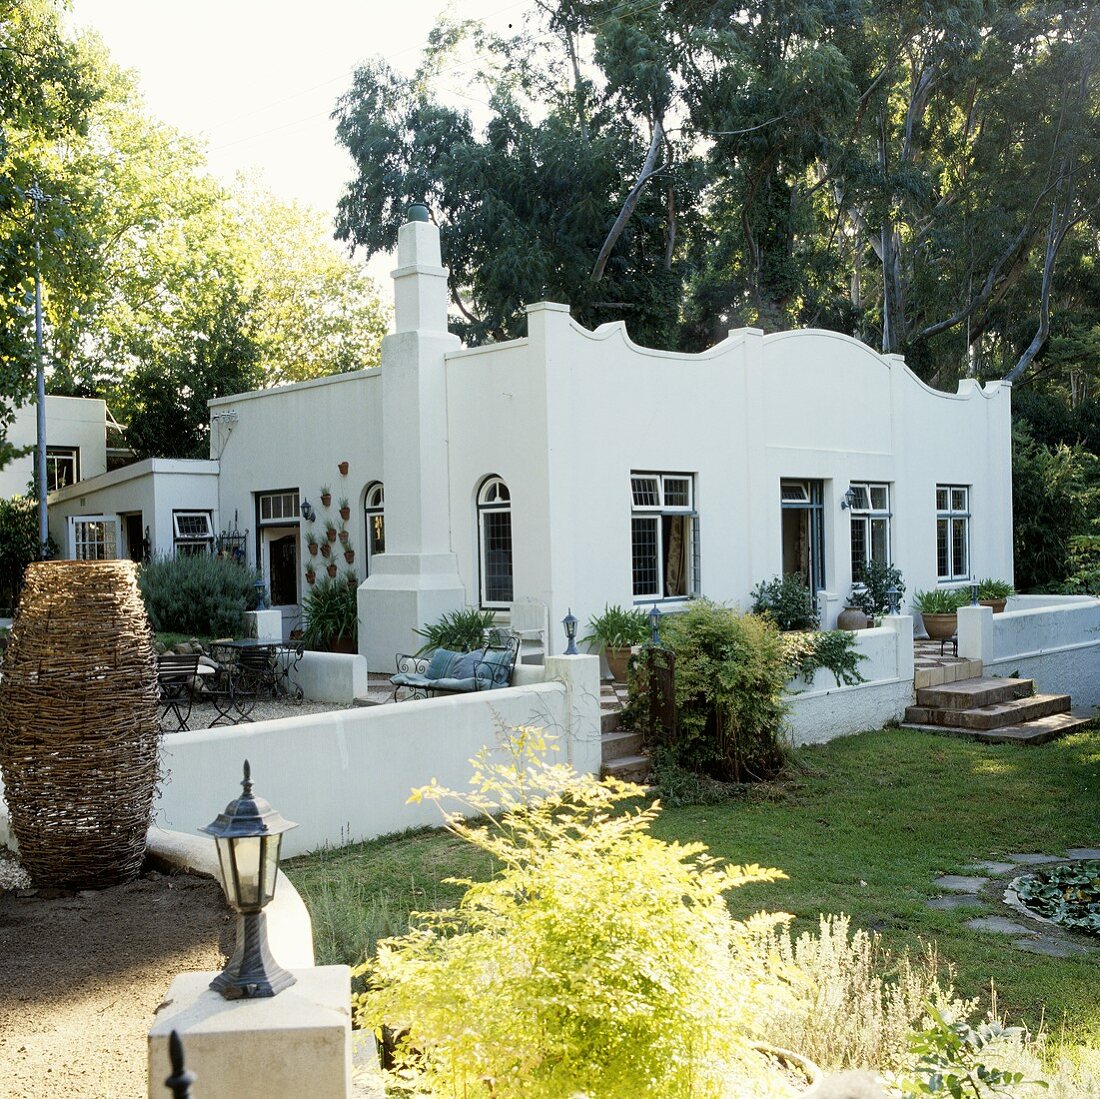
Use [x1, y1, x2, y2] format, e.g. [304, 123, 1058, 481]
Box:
[173, 511, 214, 556]
[258, 490, 300, 524]
[631, 472, 698, 601]
[70, 516, 118, 560]
[477, 476, 513, 607]
[936, 485, 970, 581]
[41, 447, 79, 492]
[849, 482, 891, 579]
[364, 481, 385, 575]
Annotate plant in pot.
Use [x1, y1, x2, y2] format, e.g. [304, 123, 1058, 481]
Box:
[320, 540, 331, 559]
[581, 603, 651, 682]
[344, 546, 355, 564]
[414, 608, 497, 655]
[345, 569, 359, 590]
[325, 519, 338, 543]
[851, 561, 906, 618]
[305, 560, 317, 585]
[306, 530, 319, 556]
[320, 484, 332, 508]
[912, 588, 967, 639]
[302, 576, 358, 652]
[338, 525, 350, 545]
[326, 561, 339, 579]
[977, 577, 1014, 613]
[339, 496, 351, 521]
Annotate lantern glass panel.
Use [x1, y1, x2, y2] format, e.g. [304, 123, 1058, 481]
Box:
[215, 838, 239, 909]
[261, 835, 282, 906]
[230, 835, 264, 911]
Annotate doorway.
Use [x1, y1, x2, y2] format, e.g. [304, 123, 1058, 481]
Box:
[780, 480, 825, 596]
[122, 513, 145, 562]
[266, 532, 299, 608]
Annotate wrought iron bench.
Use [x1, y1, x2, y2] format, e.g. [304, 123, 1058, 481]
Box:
[391, 633, 520, 701]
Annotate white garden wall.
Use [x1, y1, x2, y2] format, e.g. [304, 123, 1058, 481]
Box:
[153, 656, 601, 856]
[784, 617, 915, 745]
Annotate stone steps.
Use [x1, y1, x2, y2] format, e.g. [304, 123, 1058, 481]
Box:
[601, 753, 651, 783]
[902, 672, 1089, 745]
[600, 680, 650, 781]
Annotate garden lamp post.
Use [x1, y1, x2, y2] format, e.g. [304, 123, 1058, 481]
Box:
[29, 183, 49, 557]
[648, 605, 662, 645]
[886, 586, 900, 615]
[201, 761, 297, 999]
[563, 609, 578, 655]
[970, 582, 979, 606]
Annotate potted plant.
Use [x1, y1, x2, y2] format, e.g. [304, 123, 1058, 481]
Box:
[913, 588, 967, 639]
[337, 461, 349, 476]
[977, 577, 1013, 613]
[320, 484, 332, 508]
[345, 569, 359, 590]
[325, 520, 338, 543]
[344, 547, 355, 564]
[338, 525, 350, 545]
[837, 584, 871, 631]
[326, 561, 339, 579]
[305, 562, 316, 585]
[851, 561, 906, 618]
[320, 540, 331, 559]
[339, 496, 351, 521]
[302, 576, 358, 653]
[581, 604, 651, 682]
[306, 531, 319, 556]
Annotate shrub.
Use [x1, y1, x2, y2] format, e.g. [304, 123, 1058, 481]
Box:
[657, 600, 792, 782]
[355, 728, 792, 1099]
[581, 602, 651, 650]
[138, 553, 258, 637]
[302, 577, 358, 649]
[1054, 535, 1100, 595]
[912, 588, 969, 615]
[0, 496, 54, 614]
[850, 560, 906, 616]
[751, 573, 819, 630]
[413, 607, 495, 654]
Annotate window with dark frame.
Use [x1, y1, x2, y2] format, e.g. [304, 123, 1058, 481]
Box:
[631, 472, 698, 602]
[478, 476, 513, 607]
[37, 446, 80, 493]
[172, 511, 214, 556]
[364, 482, 385, 576]
[936, 484, 970, 581]
[849, 482, 892, 579]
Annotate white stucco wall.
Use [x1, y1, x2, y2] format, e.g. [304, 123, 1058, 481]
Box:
[1, 395, 108, 499]
[47, 459, 219, 559]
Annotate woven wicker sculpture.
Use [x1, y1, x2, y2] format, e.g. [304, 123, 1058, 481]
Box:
[0, 560, 160, 888]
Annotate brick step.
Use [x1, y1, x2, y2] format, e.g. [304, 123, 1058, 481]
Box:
[600, 754, 651, 783]
[901, 711, 1093, 746]
[601, 729, 645, 761]
[905, 692, 1069, 731]
[915, 676, 1033, 710]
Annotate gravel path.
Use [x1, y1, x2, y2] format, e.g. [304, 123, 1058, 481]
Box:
[173, 697, 354, 731]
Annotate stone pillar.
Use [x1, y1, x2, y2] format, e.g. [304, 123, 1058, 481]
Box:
[359, 213, 467, 672]
[544, 654, 602, 775]
[881, 613, 915, 683]
[957, 604, 994, 664]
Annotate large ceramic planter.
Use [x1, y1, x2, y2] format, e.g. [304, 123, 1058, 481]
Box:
[837, 606, 870, 630]
[604, 646, 634, 683]
[0, 560, 159, 888]
[921, 612, 958, 640]
[979, 598, 1008, 614]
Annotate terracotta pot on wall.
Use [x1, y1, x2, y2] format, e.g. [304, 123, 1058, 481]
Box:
[320, 492, 332, 508]
[604, 646, 633, 683]
[921, 613, 958, 640]
[326, 528, 337, 543]
[337, 461, 349, 476]
[979, 598, 1008, 614]
[339, 506, 351, 521]
[306, 571, 316, 585]
[326, 563, 338, 578]
[320, 542, 331, 558]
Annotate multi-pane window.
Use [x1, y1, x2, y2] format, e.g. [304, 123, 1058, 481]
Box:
[173, 511, 214, 556]
[849, 482, 891, 579]
[40, 447, 79, 492]
[71, 517, 117, 560]
[364, 482, 385, 575]
[478, 476, 513, 607]
[936, 485, 970, 581]
[258, 490, 300, 524]
[631, 473, 698, 601]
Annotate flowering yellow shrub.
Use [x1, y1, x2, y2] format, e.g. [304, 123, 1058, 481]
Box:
[353, 727, 795, 1098]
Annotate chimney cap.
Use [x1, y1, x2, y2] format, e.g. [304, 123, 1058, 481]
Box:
[407, 202, 431, 223]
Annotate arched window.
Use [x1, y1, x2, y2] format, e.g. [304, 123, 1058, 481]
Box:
[477, 475, 513, 607]
[363, 482, 385, 576]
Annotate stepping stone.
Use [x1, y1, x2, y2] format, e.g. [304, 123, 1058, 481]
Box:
[927, 894, 984, 910]
[1012, 937, 1094, 958]
[965, 916, 1036, 936]
[1005, 853, 1061, 864]
[1066, 848, 1100, 860]
[933, 875, 989, 893]
[963, 861, 1017, 875]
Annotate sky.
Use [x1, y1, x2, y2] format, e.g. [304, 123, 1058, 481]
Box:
[66, 1, 534, 259]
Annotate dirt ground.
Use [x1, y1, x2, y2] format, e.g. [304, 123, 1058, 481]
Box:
[0, 867, 230, 1099]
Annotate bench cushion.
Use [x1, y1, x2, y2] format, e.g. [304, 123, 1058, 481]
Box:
[478, 648, 513, 688]
[391, 672, 435, 689]
[449, 649, 484, 679]
[431, 676, 478, 693]
[424, 647, 460, 679]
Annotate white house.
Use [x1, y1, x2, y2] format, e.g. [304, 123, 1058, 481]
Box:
[45, 211, 1014, 668]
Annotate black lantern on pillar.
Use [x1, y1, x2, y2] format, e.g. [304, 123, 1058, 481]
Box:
[886, 585, 900, 615]
[563, 609, 578, 655]
[648, 605, 662, 645]
[970, 582, 979, 606]
[201, 761, 297, 999]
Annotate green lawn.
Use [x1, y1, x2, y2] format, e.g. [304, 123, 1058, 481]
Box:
[285, 727, 1100, 1049]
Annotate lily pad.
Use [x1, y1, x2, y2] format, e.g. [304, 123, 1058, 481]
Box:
[1014, 860, 1100, 935]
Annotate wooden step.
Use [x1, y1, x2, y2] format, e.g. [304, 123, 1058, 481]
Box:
[901, 711, 1093, 746]
[601, 729, 645, 761]
[601, 754, 651, 783]
[915, 676, 1033, 709]
[905, 693, 1069, 731]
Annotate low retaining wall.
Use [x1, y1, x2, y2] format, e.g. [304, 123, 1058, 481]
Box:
[293, 650, 369, 703]
[784, 617, 914, 745]
[153, 655, 602, 857]
[959, 598, 1100, 714]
